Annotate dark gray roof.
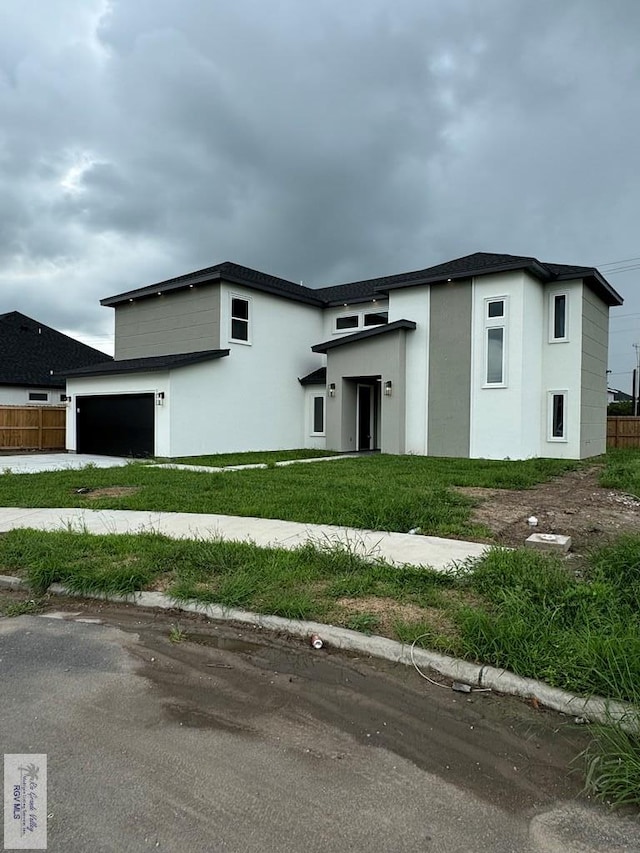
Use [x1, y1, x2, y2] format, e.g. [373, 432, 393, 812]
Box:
[100, 251, 623, 311]
[325, 252, 623, 307]
[298, 367, 327, 385]
[101, 262, 325, 308]
[312, 320, 416, 354]
[0, 311, 111, 389]
[62, 349, 229, 378]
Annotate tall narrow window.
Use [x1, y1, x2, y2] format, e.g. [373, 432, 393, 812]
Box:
[486, 328, 504, 384]
[550, 292, 568, 341]
[548, 392, 567, 440]
[312, 396, 325, 435]
[484, 297, 507, 386]
[230, 297, 250, 342]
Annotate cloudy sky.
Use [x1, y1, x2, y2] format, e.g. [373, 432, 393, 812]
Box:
[2, 0, 639, 386]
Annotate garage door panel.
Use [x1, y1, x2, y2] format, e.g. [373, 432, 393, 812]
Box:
[77, 394, 154, 457]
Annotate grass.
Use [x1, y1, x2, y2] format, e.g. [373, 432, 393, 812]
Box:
[0, 453, 579, 538]
[599, 448, 640, 498]
[0, 593, 45, 618]
[166, 449, 342, 467]
[2, 525, 639, 805]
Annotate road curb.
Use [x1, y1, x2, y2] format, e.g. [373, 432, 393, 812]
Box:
[1, 573, 637, 729]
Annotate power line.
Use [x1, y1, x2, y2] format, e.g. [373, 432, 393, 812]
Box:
[597, 255, 640, 267]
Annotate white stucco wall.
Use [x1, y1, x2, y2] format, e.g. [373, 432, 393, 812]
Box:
[387, 287, 429, 454]
[540, 280, 583, 459]
[470, 272, 535, 459]
[65, 372, 171, 456]
[0, 386, 66, 406]
[167, 286, 325, 456]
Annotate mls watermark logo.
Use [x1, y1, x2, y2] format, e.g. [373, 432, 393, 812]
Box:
[4, 755, 47, 850]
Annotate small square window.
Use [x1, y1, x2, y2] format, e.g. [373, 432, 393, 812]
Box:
[230, 297, 250, 342]
[487, 300, 504, 319]
[336, 315, 359, 330]
[312, 396, 325, 434]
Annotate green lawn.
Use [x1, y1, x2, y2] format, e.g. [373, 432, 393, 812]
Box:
[165, 449, 342, 467]
[0, 454, 579, 538]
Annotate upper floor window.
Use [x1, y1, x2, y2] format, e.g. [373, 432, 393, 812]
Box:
[335, 315, 359, 331]
[550, 292, 568, 342]
[334, 310, 388, 333]
[484, 297, 508, 386]
[230, 296, 250, 343]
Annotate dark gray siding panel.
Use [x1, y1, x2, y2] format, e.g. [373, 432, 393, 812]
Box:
[427, 282, 472, 457]
[114, 285, 221, 359]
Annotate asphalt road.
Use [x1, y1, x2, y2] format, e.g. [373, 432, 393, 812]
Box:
[1, 601, 639, 852]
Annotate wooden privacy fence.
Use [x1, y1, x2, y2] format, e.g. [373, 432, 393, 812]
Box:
[0, 406, 66, 451]
[607, 416, 640, 449]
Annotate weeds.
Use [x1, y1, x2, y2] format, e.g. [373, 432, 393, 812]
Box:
[169, 623, 187, 644]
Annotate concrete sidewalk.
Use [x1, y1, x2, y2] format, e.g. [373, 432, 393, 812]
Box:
[0, 507, 490, 570]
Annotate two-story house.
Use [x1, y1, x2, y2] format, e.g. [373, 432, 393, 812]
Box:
[63, 252, 623, 460]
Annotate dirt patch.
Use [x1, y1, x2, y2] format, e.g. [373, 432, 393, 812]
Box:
[74, 486, 141, 500]
[456, 465, 640, 553]
[335, 595, 456, 638]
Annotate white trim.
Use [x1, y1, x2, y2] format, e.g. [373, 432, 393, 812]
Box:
[229, 293, 252, 345]
[483, 295, 508, 388]
[547, 390, 568, 441]
[548, 291, 569, 343]
[310, 394, 326, 437]
[333, 310, 388, 334]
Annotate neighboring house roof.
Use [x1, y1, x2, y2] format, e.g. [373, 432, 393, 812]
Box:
[100, 252, 623, 310]
[608, 387, 633, 402]
[299, 367, 327, 385]
[312, 319, 417, 354]
[61, 349, 230, 378]
[0, 311, 111, 389]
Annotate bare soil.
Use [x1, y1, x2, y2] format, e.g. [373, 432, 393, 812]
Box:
[75, 486, 141, 499]
[456, 465, 640, 553]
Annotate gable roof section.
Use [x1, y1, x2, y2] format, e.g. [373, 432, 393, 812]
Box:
[61, 349, 230, 378]
[0, 311, 112, 389]
[312, 319, 416, 354]
[320, 252, 623, 307]
[100, 252, 623, 311]
[101, 262, 326, 308]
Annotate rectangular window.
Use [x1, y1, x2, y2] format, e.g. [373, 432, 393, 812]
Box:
[230, 296, 250, 342]
[486, 327, 504, 384]
[29, 392, 48, 401]
[312, 396, 325, 434]
[552, 293, 567, 340]
[487, 300, 504, 319]
[363, 311, 389, 327]
[549, 392, 567, 440]
[335, 315, 359, 330]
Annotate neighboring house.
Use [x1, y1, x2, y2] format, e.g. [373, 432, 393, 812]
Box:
[64, 252, 623, 460]
[0, 311, 111, 406]
[607, 387, 633, 404]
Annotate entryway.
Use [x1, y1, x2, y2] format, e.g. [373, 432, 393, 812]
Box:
[356, 381, 380, 451]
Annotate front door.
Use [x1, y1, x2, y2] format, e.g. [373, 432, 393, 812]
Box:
[357, 384, 373, 450]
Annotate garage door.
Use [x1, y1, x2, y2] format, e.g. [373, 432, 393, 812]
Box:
[76, 394, 155, 457]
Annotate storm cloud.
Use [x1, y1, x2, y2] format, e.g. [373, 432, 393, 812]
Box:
[1, 0, 639, 382]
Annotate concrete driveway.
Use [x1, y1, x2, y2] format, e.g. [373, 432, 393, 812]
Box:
[0, 452, 131, 473]
[2, 599, 638, 852]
